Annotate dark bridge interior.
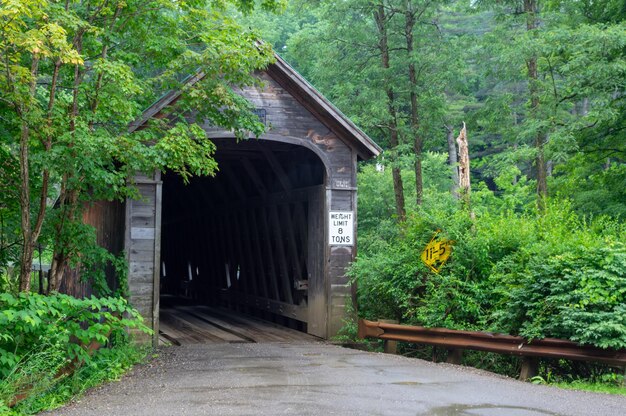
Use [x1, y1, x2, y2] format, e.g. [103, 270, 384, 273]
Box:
[159, 138, 325, 334]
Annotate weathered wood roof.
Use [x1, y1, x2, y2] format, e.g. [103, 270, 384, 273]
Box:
[129, 54, 382, 160]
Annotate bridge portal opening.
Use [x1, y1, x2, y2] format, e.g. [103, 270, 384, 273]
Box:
[159, 138, 326, 338]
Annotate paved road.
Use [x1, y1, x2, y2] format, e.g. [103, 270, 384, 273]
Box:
[46, 342, 626, 416]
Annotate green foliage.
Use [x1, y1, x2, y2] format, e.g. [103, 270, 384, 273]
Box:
[531, 359, 626, 396]
[0, 293, 151, 413]
[553, 379, 626, 396]
[352, 164, 626, 350]
[0, 339, 147, 415]
[0, 0, 282, 291]
[552, 158, 626, 218]
[330, 300, 359, 344]
[0, 145, 20, 281]
[493, 241, 626, 348]
[0, 293, 151, 380]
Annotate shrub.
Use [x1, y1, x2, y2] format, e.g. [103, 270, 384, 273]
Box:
[493, 241, 626, 348]
[0, 293, 151, 412]
[351, 182, 626, 350]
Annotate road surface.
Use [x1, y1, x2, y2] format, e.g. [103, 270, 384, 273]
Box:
[45, 342, 626, 416]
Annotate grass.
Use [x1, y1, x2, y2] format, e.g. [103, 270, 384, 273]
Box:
[552, 380, 626, 396]
[531, 369, 626, 396]
[0, 342, 149, 415]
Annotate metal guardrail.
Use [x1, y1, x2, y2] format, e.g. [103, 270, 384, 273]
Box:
[358, 319, 626, 379]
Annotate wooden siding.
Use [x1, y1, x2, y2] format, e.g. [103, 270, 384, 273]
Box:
[204, 73, 356, 189]
[60, 199, 126, 298]
[126, 173, 162, 345]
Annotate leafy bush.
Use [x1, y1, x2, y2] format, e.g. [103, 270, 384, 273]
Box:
[493, 241, 626, 348]
[0, 293, 151, 412]
[0, 293, 150, 377]
[352, 166, 626, 350]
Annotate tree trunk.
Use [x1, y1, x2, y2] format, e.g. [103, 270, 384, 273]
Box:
[49, 188, 81, 292]
[456, 123, 471, 211]
[456, 123, 470, 191]
[49, 32, 86, 292]
[524, 0, 547, 212]
[375, 4, 406, 221]
[19, 116, 33, 292]
[403, 1, 423, 206]
[49, 252, 69, 293]
[446, 125, 459, 198]
[18, 57, 40, 292]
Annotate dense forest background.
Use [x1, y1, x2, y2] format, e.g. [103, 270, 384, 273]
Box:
[245, 0, 625, 219]
[242, 0, 626, 356]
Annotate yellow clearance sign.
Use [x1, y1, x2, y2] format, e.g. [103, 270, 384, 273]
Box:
[421, 233, 453, 273]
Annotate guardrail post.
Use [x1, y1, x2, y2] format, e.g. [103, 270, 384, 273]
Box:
[379, 319, 398, 354]
[519, 357, 539, 381]
[384, 340, 397, 354]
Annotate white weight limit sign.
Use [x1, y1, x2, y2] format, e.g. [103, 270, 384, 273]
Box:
[329, 211, 354, 246]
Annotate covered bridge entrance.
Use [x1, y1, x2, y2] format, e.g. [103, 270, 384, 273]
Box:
[125, 56, 381, 345]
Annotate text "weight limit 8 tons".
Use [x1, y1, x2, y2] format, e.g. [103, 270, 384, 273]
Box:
[329, 211, 354, 246]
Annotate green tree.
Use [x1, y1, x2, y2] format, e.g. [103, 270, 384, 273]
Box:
[473, 0, 625, 213]
[0, 0, 284, 292]
[284, 0, 460, 219]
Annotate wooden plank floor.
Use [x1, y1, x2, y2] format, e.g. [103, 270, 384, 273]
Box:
[159, 304, 319, 345]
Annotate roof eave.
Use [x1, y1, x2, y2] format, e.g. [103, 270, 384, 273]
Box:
[128, 55, 383, 161]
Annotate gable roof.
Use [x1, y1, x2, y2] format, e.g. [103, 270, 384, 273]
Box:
[129, 54, 382, 160]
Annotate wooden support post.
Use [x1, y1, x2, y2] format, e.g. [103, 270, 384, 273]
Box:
[222, 213, 238, 293]
[306, 186, 326, 338]
[519, 357, 540, 381]
[231, 212, 249, 296]
[446, 349, 463, 365]
[239, 211, 258, 297]
[258, 208, 281, 301]
[204, 216, 217, 304]
[248, 210, 269, 299]
[294, 202, 308, 277]
[281, 204, 303, 281]
[384, 340, 398, 355]
[213, 214, 229, 293]
[269, 204, 294, 305]
[192, 180, 217, 302]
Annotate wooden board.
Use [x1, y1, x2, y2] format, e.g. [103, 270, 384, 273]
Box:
[158, 304, 318, 346]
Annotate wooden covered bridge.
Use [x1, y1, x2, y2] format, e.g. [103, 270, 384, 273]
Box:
[84, 55, 380, 345]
